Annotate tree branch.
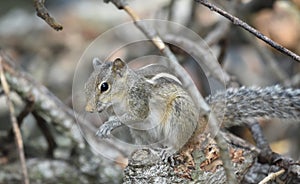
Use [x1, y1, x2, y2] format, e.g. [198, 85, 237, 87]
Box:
[163, 34, 231, 84]
[0, 57, 29, 184]
[0, 51, 83, 147]
[195, 0, 300, 63]
[33, 0, 63, 31]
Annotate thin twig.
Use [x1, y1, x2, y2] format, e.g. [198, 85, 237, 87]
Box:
[186, 0, 198, 28]
[258, 169, 285, 184]
[208, 115, 237, 184]
[217, 38, 228, 65]
[241, 31, 289, 82]
[246, 119, 273, 164]
[256, 44, 288, 82]
[0, 56, 30, 184]
[33, 0, 63, 31]
[33, 112, 57, 158]
[17, 96, 35, 124]
[246, 120, 271, 152]
[284, 73, 300, 87]
[195, 0, 300, 63]
[205, 0, 238, 65]
[8, 95, 35, 140]
[167, 0, 176, 21]
[163, 34, 231, 84]
[204, 20, 231, 46]
[204, 0, 237, 46]
[246, 120, 298, 172]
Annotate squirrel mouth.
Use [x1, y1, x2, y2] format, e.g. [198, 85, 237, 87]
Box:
[96, 102, 113, 113]
[97, 106, 105, 113]
[97, 102, 111, 113]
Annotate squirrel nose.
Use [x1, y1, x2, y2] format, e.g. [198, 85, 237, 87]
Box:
[85, 102, 95, 112]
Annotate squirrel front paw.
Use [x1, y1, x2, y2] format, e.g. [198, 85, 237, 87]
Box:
[96, 122, 114, 138]
[96, 118, 122, 138]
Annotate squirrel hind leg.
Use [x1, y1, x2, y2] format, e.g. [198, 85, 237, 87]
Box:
[164, 96, 198, 151]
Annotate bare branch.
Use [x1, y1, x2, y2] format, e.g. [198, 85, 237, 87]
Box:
[208, 115, 237, 184]
[245, 120, 298, 177]
[246, 120, 271, 153]
[195, 0, 300, 63]
[284, 73, 300, 87]
[33, 0, 63, 31]
[240, 30, 289, 82]
[256, 45, 288, 82]
[204, 0, 237, 46]
[204, 20, 231, 47]
[7, 95, 35, 140]
[167, 0, 176, 21]
[0, 56, 30, 184]
[164, 34, 231, 84]
[186, 1, 198, 28]
[33, 112, 57, 158]
[0, 51, 84, 147]
[16, 95, 35, 125]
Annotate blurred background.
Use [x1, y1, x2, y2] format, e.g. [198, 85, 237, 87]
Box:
[0, 0, 299, 183]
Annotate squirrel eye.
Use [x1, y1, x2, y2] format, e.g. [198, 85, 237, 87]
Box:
[98, 81, 109, 93]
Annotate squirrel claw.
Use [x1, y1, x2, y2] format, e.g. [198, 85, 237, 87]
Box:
[159, 149, 175, 167]
[96, 123, 112, 138]
[95, 118, 122, 139]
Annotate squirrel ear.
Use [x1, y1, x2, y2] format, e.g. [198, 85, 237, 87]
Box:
[112, 58, 126, 74]
[92, 57, 103, 69]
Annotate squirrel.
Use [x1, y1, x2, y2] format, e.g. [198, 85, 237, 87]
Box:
[84, 58, 300, 159]
[85, 58, 198, 157]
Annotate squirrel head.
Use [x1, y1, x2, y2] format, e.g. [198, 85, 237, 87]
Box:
[84, 58, 129, 113]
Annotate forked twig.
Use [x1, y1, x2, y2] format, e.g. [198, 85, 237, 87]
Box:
[7, 96, 35, 140]
[195, 0, 300, 63]
[0, 56, 30, 184]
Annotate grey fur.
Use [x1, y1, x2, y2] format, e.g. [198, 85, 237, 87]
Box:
[206, 85, 300, 126]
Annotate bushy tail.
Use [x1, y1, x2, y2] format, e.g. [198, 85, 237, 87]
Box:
[206, 86, 300, 126]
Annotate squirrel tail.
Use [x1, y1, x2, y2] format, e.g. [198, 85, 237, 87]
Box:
[206, 85, 300, 126]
